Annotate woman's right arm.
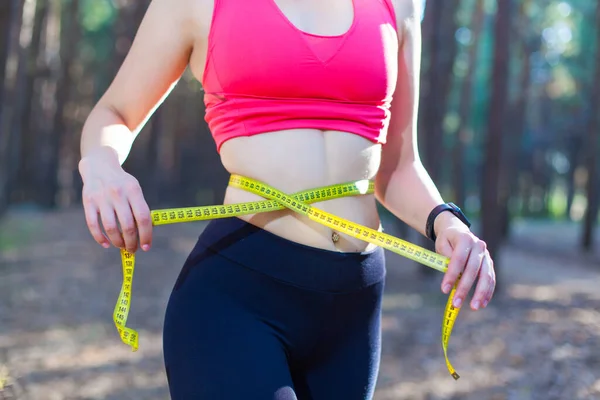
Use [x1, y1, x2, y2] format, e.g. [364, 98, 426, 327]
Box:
[79, 0, 198, 253]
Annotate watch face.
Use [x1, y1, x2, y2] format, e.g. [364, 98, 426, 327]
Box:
[448, 203, 471, 227]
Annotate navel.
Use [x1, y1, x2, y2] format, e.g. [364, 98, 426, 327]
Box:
[332, 231, 340, 243]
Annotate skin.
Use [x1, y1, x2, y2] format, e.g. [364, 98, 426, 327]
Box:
[78, 0, 496, 311]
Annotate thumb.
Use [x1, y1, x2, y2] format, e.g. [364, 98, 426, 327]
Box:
[436, 237, 456, 294]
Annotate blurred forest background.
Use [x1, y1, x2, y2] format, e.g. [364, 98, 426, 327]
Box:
[0, 0, 600, 399]
[0, 0, 598, 257]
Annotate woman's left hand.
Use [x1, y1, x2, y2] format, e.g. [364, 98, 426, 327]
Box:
[434, 213, 496, 311]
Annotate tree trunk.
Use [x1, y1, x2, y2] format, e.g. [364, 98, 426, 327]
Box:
[0, 0, 13, 99]
[582, 1, 600, 251]
[4, 0, 37, 207]
[420, 0, 461, 186]
[565, 134, 584, 219]
[0, 0, 24, 215]
[481, 0, 513, 273]
[11, 0, 48, 203]
[37, 0, 80, 208]
[500, 0, 535, 238]
[0, 0, 14, 213]
[453, 0, 485, 208]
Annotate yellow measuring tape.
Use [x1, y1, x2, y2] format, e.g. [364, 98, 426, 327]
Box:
[113, 175, 462, 380]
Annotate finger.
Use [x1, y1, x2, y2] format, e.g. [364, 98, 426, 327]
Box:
[454, 241, 485, 309]
[128, 186, 152, 251]
[82, 199, 110, 248]
[441, 239, 472, 295]
[113, 199, 138, 253]
[483, 255, 496, 307]
[99, 203, 125, 249]
[472, 252, 495, 309]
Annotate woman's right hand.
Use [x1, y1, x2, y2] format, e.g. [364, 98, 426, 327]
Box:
[79, 149, 152, 253]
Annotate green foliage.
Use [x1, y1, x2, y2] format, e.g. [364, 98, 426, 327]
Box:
[80, 0, 116, 33]
[548, 183, 569, 218]
[0, 217, 36, 252]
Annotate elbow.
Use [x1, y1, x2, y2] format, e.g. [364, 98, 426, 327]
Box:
[80, 102, 136, 162]
[95, 99, 133, 130]
[374, 158, 423, 201]
[374, 166, 396, 204]
[83, 102, 124, 133]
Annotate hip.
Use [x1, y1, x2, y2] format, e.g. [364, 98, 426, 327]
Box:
[175, 217, 387, 295]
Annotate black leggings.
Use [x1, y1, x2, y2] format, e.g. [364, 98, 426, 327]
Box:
[163, 218, 386, 399]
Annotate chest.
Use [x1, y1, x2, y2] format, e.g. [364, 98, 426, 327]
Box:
[205, 0, 399, 103]
[271, 0, 356, 37]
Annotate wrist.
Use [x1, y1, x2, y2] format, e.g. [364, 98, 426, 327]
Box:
[425, 202, 471, 242]
[433, 212, 465, 237]
[79, 147, 121, 179]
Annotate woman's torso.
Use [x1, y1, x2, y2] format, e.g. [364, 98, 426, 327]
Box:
[186, 0, 402, 252]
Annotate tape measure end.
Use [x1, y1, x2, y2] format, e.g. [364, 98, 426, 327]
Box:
[451, 372, 460, 380]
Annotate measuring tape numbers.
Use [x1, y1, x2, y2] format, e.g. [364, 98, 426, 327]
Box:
[113, 175, 462, 379]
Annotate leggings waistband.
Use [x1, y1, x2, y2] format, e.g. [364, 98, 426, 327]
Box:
[188, 217, 386, 293]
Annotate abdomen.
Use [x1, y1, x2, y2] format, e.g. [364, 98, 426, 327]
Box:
[219, 129, 383, 252]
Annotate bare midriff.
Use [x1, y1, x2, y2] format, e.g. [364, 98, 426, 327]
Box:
[219, 129, 383, 252]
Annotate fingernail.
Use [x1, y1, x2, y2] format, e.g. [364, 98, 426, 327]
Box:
[443, 284, 452, 294]
[453, 297, 462, 308]
[102, 243, 110, 249]
[472, 301, 480, 310]
[483, 300, 489, 308]
[142, 244, 150, 251]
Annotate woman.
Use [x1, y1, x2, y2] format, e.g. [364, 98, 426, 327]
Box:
[78, 0, 496, 398]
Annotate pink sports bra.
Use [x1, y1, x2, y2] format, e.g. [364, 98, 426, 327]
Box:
[202, 0, 399, 152]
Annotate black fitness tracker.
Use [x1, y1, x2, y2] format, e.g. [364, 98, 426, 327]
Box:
[425, 202, 471, 242]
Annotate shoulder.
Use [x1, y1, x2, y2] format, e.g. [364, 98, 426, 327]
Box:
[388, 0, 423, 34]
[190, 0, 217, 26]
[148, 0, 214, 38]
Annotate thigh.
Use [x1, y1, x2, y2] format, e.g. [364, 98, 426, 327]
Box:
[163, 253, 298, 400]
[298, 282, 384, 400]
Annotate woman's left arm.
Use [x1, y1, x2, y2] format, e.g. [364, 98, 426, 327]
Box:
[375, 0, 496, 311]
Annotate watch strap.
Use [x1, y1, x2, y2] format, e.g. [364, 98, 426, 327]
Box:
[426, 203, 471, 242]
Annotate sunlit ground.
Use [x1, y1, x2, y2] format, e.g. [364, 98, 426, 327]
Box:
[0, 209, 599, 400]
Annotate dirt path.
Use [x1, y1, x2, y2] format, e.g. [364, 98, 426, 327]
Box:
[1, 209, 599, 400]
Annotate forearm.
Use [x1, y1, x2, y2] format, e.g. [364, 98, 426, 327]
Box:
[376, 161, 459, 237]
[80, 104, 136, 167]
